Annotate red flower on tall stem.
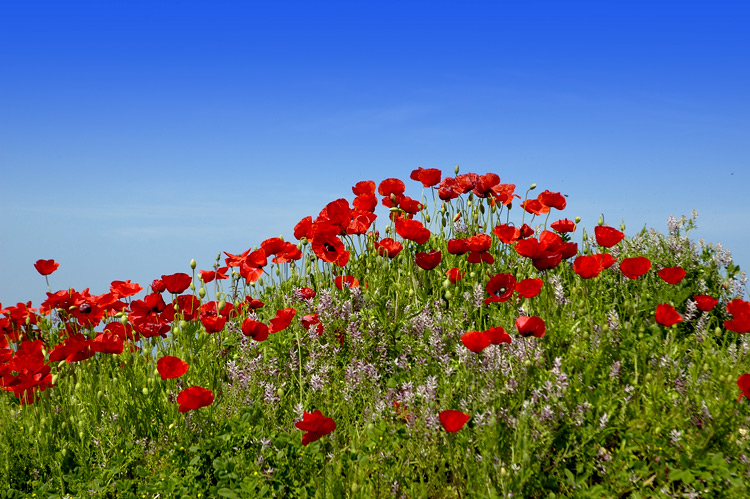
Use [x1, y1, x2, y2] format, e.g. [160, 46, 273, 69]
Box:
[594, 226, 625, 248]
[415, 250, 442, 270]
[620, 257, 652, 280]
[655, 304, 683, 327]
[157, 356, 189, 379]
[439, 410, 470, 433]
[376, 238, 403, 258]
[269, 308, 296, 334]
[725, 299, 750, 333]
[296, 410, 336, 445]
[693, 295, 718, 312]
[410, 167, 442, 187]
[484, 273, 516, 304]
[461, 330, 491, 353]
[34, 259, 59, 276]
[394, 217, 431, 244]
[176, 386, 214, 412]
[550, 219, 576, 233]
[515, 278, 543, 298]
[657, 266, 686, 285]
[161, 273, 193, 294]
[241, 318, 270, 342]
[515, 316, 546, 338]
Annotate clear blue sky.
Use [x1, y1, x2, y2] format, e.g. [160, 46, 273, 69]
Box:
[2, 0, 748, 307]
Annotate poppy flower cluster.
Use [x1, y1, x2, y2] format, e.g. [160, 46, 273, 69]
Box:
[725, 299, 750, 334]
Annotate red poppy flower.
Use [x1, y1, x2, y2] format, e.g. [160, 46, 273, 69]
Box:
[129, 293, 175, 338]
[537, 190, 566, 211]
[446, 268, 465, 284]
[447, 238, 469, 255]
[550, 219, 576, 233]
[294, 216, 313, 241]
[310, 226, 350, 266]
[175, 294, 202, 321]
[110, 280, 143, 299]
[48, 333, 94, 363]
[437, 177, 460, 201]
[466, 234, 494, 264]
[262, 238, 303, 264]
[352, 180, 376, 196]
[725, 298, 750, 333]
[410, 167, 442, 187]
[394, 217, 431, 244]
[157, 356, 189, 380]
[104, 321, 138, 342]
[353, 193, 378, 213]
[485, 326, 512, 345]
[657, 266, 686, 285]
[296, 410, 336, 445]
[348, 210, 378, 235]
[515, 278, 543, 298]
[298, 287, 316, 300]
[655, 304, 683, 327]
[316, 198, 353, 235]
[34, 259, 59, 276]
[161, 273, 193, 294]
[90, 332, 124, 355]
[484, 273, 516, 304]
[267, 308, 296, 334]
[493, 224, 521, 244]
[176, 386, 214, 412]
[415, 250, 442, 270]
[151, 278, 167, 293]
[620, 257, 652, 280]
[376, 238, 404, 258]
[515, 315, 546, 338]
[334, 275, 359, 290]
[461, 330, 491, 353]
[490, 183, 519, 205]
[738, 374, 750, 402]
[573, 255, 604, 279]
[594, 226, 625, 248]
[241, 318, 270, 341]
[693, 294, 718, 312]
[439, 410, 470, 433]
[472, 173, 501, 198]
[520, 198, 549, 216]
[201, 314, 227, 333]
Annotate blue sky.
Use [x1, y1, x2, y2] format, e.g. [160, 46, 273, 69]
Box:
[1, 0, 748, 307]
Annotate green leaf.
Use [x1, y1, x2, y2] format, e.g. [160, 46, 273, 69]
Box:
[217, 488, 240, 499]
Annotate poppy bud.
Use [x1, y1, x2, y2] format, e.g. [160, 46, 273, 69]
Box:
[575, 216, 581, 223]
[444, 290, 452, 299]
[425, 214, 431, 223]
[216, 253, 222, 262]
[454, 164, 460, 174]
[172, 326, 179, 334]
[620, 219, 626, 231]
[142, 387, 149, 395]
[190, 259, 197, 270]
[120, 315, 128, 325]
[275, 267, 281, 276]
[390, 193, 397, 203]
[190, 281, 196, 291]
[301, 237, 308, 245]
[218, 300, 226, 311]
[598, 217, 604, 226]
[180, 320, 187, 328]
[441, 203, 447, 213]
[467, 200, 472, 207]
[479, 204, 485, 214]
[529, 183, 537, 190]
[199, 287, 206, 299]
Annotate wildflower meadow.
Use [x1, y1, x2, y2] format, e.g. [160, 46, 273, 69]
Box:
[2, 166, 749, 498]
